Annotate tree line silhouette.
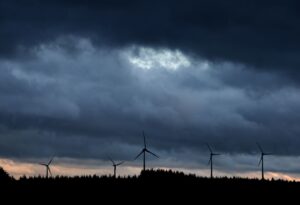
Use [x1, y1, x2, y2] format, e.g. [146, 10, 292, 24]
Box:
[1, 131, 299, 200]
[1, 168, 300, 200]
[36, 133, 274, 180]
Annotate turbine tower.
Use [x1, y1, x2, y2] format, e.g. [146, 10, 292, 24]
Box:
[109, 158, 124, 178]
[257, 143, 272, 180]
[206, 144, 220, 179]
[39, 157, 54, 178]
[135, 131, 159, 171]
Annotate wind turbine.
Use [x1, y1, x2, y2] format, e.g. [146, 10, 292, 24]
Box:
[257, 143, 272, 180]
[206, 144, 220, 179]
[135, 131, 159, 171]
[39, 157, 54, 178]
[109, 157, 124, 178]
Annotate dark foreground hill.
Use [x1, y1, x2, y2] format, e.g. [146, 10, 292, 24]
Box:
[0, 169, 299, 202]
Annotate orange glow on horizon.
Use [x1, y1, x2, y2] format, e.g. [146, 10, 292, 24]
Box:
[1, 158, 300, 181]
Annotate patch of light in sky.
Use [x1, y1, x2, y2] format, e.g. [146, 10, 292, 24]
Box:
[124, 46, 191, 70]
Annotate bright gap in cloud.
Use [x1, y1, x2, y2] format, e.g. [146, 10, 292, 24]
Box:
[124, 46, 191, 70]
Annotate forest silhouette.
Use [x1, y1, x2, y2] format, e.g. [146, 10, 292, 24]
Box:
[0, 167, 299, 200]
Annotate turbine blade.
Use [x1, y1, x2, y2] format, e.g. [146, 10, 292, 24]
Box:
[134, 150, 144, 160]
[208, 158, 211, 165]
[39, 163, 47, 166]
[116, 161, 125, 166]
[108, 157, 115, 165]
[256, 142, 263, 153]
[213, 153, 221, 156]
[143, 131, 146, 148]
[48, 167, 52, 177]
[146, 149, 159, 158]
[206, 143, 212, 153]
[264, 153, 272, 156]
[48, 157, 54, 165]
[258, 156, 262, 166]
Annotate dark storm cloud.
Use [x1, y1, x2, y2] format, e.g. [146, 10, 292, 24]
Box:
[0, 38, 300, 162]
[1, 1, 300, 177]
[1, 0, 300, 79]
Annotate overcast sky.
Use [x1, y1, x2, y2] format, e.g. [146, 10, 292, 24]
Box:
[1, 0, 300, 179]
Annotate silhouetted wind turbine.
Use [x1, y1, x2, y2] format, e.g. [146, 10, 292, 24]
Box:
[109, 157, 124, 178]
[39, 157, 54, 178]
[135, 131, 159, 171]
[257, 143, 272, 180]
[206, 144, 220, 179]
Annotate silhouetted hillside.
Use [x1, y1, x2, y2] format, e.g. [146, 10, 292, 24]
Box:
[1, 169, 299, 202]
[0, 167, 13, 182]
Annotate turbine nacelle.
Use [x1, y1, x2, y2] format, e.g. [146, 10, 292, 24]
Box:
[206, 144, 221, 178]
[135, 131, 159, 171]
[256, 143, 273, 180]
[109, 157, 124, 178]
[109, 157, 124, 167]
[39, 157, 54, 178]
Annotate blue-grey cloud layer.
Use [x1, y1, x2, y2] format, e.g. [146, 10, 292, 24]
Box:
[0, 1, 300, 175]
[0, 37, 299, 162]
[1, 0, 300, 80]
